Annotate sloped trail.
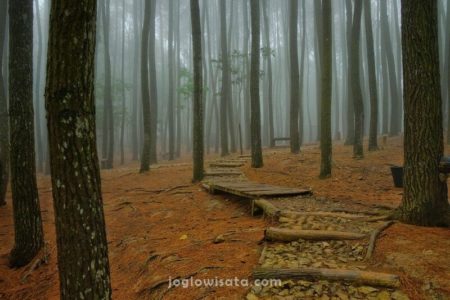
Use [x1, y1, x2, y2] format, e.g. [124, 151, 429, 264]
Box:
[203, 156, 409, 300]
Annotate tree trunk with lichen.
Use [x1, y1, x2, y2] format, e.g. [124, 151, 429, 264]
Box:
[45, 0, 112, 298]
[8, 0, 44, 267]
[398, 0, 450, 227]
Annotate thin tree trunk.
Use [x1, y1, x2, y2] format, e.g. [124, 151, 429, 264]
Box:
[365, 0, 379, 151]
[350, 0, 364, 158]
[319, 0, 332, 178]
[219, 0, 230, 156]
[314, 0, 323, 141]
[34, 0, 44, 172]
[344, 0, 355, 145]
[0, 0, 9, 206]
[139, 0, 151, 172]
[102, 0, 114, 168]
[298, 0, 306, 145]
[131, 0, 140, 160]
[242, 0, 251, 150]
[381, 1, 401, 137]
[262, 0, 274, 148]
[120, 0, 126, 165]
[8, 0, 44, 267]
[250, 0, 263, 168]
[168, 0, 175, 160]
[149, 0, 158, 163]
[191, 0, 204, 182]
[289, 0, 300, 154]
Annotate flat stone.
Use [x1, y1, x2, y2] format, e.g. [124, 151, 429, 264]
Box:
[246, 293, 259, 300]
[377, 291, 391, 300]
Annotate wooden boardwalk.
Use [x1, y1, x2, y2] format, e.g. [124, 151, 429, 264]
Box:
[203, 180, 311, 199]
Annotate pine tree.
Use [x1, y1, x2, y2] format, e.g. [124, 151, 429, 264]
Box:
[0, 0, 9, 206]
[250, 0, 263, 168]
[45, 0, 112, 297]
[140, 0, 151, 172]
[319, 0, 332, 178]
[289, 0, 300, 154]
[191, 0, 204, 181]
[398, 0, 450, 226]
[8, 0, 44, 267]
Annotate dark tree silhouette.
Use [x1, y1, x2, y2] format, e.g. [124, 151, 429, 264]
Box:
[319, 0, 332, 178]
[398, 0, 450, 226]
[289, 0, 300, 154]
[0, 0, 9, 206]
[191, 0, 204, 181]
[250, 0, 263, 168]
[219, 0, 230, 157]
[8, 0, 44, 267]
[140, 0, 152, 172]
[365, 0, 379, 151]
[350, 0, 364, 158]
[45, 0, 112, 298]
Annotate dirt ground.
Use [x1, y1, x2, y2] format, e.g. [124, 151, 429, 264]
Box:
[0, 137, 449, 300]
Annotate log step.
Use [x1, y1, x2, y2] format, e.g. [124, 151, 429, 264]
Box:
[265, 227, 366, 241]
[253, 267, 400, 288]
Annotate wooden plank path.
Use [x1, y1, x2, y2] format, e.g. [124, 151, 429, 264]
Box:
[203, 156, 404, 298]
[204, 154, 311, 199]
[203, 180, 312, 199]
[204, 168, 243, 177]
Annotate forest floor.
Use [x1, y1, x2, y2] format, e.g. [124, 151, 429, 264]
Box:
[0, 137, 449, 300]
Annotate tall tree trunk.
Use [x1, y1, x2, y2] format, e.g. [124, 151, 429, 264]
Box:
[344, 0, 355, 145]
[175, 1, 181, 158]
[320, 0, 332, 178]
[250, 0, 263, 168]
[262, 0, 274, 148]
[140, 0, 152, 172]
[102, 0, 114, 168]
[289, 0, 300, 154]
[120, 0, 126, 165]
[298, 0, 306, 145]
[191, 0, 204, 182]
[45, 0, 112, 296]
[8, 0, 44, 267]
[350, 0, 364, 158]
[219, 0, 230, 156]
[168, 0, 175, 160]
[365, 0, 379, 151]
[0, 0, 9, 206]
[445, 0, 450, 144]
[34, 0, 44, 172]
[149, 0, 158, 163]
[399, 0, 449, 227]
[314, 0, 323, 141]
[131, 0, 140, 160]
[380, 1, 401, 137]
[242, 0, 251, 150]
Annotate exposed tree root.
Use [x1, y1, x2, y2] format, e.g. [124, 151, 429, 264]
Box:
[365, 221, 395, 260]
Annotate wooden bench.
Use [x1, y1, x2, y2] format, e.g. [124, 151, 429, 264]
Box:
[272, 137, 290, 147]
